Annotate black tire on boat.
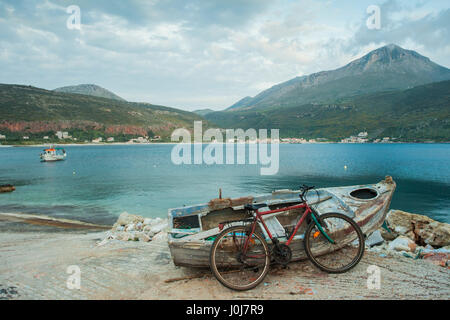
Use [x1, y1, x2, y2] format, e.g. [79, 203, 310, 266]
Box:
[304, 212, 365, 273]
[209, 225, 271, 291]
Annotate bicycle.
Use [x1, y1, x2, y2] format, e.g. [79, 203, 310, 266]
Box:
[209, 185, 365, 291]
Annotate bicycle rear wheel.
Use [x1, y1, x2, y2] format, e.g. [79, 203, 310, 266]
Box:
[209, 225, 270, 291]
[304, 212, 364, 273]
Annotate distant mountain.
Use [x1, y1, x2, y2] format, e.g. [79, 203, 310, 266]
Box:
[206, 80, 450, 142]
[54, 84, 126, 101]
[226, 44, 450, 111]
[0, 84, 205, 142]
[227, 96, 253, 111]
[193, 109, 215, 116]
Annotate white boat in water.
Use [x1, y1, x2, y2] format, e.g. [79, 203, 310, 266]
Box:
[168, 176, 396, 267]
[40, 147, 67, 162]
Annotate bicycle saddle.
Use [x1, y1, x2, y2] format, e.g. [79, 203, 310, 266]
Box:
[244, 203, 268, 211]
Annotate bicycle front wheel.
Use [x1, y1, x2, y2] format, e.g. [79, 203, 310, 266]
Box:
[209, 225, 270, 291]
[304, 212, 365, 273]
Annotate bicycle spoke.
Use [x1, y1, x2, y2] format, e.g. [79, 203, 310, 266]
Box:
[305, 213, 364, 273]
[210, 226, 270, 290]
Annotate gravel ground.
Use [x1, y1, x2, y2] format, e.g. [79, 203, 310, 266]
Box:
[0, 229, 449, 300]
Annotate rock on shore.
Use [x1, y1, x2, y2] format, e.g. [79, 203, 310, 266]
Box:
[368, 210, 450, 268]
[99, 212, 168, 245]
[381, 209, 450, 246]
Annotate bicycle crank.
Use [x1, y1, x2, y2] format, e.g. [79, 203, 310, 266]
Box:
[272, 243, 292, 265]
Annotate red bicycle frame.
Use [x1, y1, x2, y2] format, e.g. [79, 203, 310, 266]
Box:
[240, 202, 313, 254]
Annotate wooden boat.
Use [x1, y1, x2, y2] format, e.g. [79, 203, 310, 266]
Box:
[40, 147, 66, 162]
[168, 176, 396, 267]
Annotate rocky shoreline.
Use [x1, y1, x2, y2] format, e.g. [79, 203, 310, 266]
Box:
[102, 210, 450, 269]
[366, 210, 449, 268]
[97, 212, 169, 245]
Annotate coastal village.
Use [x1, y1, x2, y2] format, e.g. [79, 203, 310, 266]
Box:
[0, 130, 395, 145]
[0, 130, 162, 144]
[281, 132, 393, 144]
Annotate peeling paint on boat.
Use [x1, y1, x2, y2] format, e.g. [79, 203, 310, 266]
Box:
[168, 176, 396, 267]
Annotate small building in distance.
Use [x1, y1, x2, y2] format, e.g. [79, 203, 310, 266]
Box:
[280, 138, 308, 143]
[136, 137, 149, 143]
[129, 136, 149, 143]
[43, 136, 49, 140]
[23, 136, 29, 140]
[340, 131, 370, 143]
[56, 131, 72, 139]
[92, 137, 103, 143]
[358, 132, 368, 138]
[0, 134, 5, 140]
[107, 137, 115, 142]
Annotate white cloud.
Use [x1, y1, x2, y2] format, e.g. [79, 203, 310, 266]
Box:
[0, 0, 448, 111]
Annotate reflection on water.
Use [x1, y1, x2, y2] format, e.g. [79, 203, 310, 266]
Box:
[0, 144, 449, 223]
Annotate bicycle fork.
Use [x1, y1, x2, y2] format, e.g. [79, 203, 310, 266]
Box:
[310, 213, 335, 244]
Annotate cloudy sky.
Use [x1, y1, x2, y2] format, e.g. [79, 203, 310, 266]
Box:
[0, 0, 449, 111]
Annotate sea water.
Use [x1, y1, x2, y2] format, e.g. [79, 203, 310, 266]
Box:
[0, 143, 448, 224]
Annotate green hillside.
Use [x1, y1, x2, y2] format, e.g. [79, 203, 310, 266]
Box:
[205, 80, 450, 142]
[0, 84, 206, 143]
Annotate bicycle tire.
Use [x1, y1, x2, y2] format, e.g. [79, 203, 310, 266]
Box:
[304, 212, 365, 273]
[209, 225, 271, 291]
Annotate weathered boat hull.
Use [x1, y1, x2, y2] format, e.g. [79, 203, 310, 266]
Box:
[168, 177, 396, 268]
[40, 155, 66, 162]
